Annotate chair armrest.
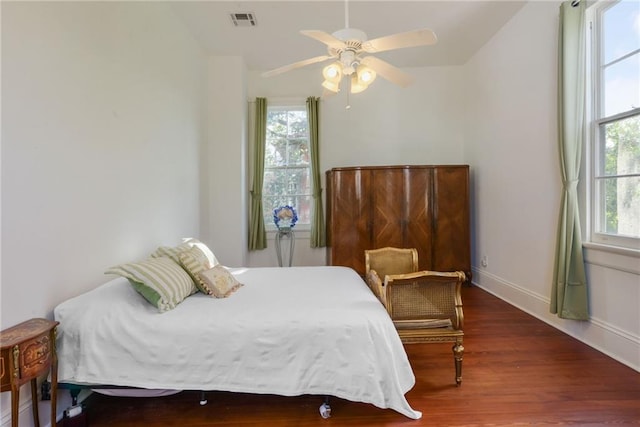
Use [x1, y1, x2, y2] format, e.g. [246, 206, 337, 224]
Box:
[385, 270, 465, 282]
[365, 269, 385, 303]
[383, 270, 466, 328]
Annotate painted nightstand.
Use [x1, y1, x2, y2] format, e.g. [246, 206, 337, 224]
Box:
[1, 318, 59, 427]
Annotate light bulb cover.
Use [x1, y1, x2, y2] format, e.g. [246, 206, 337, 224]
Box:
[357, 65, 377, 85]
[350, 74, 367, 94]
[322, 79, 340, 93]
[322, 63, 342, 82]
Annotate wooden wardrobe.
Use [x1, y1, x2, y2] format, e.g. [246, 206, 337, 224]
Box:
[326, 165, 471, 281]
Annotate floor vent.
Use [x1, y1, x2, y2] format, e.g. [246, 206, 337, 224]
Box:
[230, 13, 257, 27]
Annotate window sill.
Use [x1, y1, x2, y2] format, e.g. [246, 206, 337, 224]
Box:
[583, 242, 640, 275]
[583, 242, 640, 258]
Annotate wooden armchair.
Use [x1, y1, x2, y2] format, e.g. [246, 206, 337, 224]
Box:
[366, 248, 465, 385]
[364, 247, 418, 300]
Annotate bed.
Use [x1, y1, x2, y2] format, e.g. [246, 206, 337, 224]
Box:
[54, 265, 421, 419]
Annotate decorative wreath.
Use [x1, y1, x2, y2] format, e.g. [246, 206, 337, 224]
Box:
[273, 205, 298, 230]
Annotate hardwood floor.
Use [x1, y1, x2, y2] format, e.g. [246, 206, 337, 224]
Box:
[81, 285, 640, 426]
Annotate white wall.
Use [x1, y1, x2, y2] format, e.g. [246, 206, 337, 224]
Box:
[1, 2, 206, 424]
[463, 1, 639, 371]
[201, 56, 248, 268]
[246, 66, 465, 266]
[249, 67, 465, 170]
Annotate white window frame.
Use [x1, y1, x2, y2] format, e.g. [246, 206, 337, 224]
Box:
[585, 0, 640, 252]
[263, 100, 312, 232]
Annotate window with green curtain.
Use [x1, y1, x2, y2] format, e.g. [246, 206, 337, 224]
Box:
[250, 97, 325, 250]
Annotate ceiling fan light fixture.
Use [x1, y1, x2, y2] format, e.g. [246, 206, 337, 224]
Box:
[332, 28, 368, 44]
[350, 74, 368, 94]
[357, 65, 376, 84]
[262, 0, 437, 100]
[322, 63, 342, 81]
[339, 51, 357, 75]
[322, 79, 341, 93]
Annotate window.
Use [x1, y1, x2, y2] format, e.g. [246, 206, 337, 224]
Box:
[588, 0, 640, 250]
[262, 105, 312, 229]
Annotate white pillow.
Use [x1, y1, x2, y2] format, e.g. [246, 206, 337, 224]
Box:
[182, 238, 219, 268]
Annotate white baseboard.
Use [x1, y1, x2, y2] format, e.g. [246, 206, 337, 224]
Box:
[0, 386, 91, 427]
[0, 393, 34, 427]
[472, 267, 640, 373]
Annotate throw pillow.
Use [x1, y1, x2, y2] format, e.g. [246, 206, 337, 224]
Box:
[150, 243, 191, 264]
[178, 247, 210, 293]
[105, 257, 194, 312]
[197, 266, 244, 298]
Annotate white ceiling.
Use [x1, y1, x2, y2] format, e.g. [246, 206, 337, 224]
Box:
[170, 1, 528, 72]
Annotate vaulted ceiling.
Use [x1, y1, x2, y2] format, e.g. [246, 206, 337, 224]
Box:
[170, 1, 527, 72]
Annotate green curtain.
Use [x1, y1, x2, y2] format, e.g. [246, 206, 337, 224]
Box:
[249, 98, 267, 250]
[307, 96, 326, 248]
[551, 0, 588, 320]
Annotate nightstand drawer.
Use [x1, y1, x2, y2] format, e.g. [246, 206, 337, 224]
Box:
[19, 333, 52, 379]
[0, 351, 9, 389]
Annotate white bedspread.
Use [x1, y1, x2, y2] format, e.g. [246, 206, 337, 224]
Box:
[54, 266, 421, 419]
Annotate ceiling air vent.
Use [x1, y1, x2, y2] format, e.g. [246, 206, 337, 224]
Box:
[230, 12, 257, 27]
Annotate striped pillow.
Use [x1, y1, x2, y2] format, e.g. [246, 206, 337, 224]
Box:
[105, 257, 195, 312]
[151, 241, 217, 269]
[150, 243, 191, 264]
[178, 247, 209, 293]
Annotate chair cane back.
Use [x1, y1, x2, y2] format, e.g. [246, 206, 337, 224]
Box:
[364, 247, 418, 300]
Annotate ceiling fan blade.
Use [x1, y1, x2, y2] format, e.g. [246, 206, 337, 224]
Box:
[362, 29, 437, 53]
[360, 56, 414, 88]
[300, 30, 346, 50]
[262, 55, 333, 78]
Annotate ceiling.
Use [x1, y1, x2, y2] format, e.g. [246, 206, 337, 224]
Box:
[170, 1, 527, 72]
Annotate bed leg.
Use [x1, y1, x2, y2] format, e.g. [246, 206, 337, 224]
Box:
[199, 391, 208, 406]
[69, 388, 81, 406]
[319, 396, 331, 419]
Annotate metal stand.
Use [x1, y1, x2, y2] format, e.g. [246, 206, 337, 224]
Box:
[275, 228, 295, 267]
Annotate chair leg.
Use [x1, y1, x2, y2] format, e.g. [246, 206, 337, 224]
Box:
[452, 340, 464, 386]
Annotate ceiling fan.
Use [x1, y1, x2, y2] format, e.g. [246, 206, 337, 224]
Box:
[262, 0, 437, 94]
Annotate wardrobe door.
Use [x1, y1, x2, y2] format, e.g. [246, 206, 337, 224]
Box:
[326, 168, 372, 275]
[404, 167, 434, 272]
[371, 168, 405, 249]
[431, 166, 470, 277]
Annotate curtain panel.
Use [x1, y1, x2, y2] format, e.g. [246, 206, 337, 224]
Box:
[307, 96, 326, 248]
[551, 0, 589, 320]
[249, 98, 267, 251]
